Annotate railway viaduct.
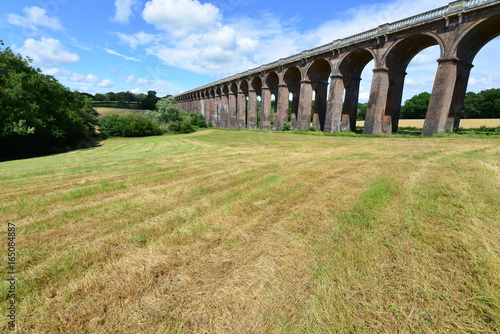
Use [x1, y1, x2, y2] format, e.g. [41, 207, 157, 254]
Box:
[175, 0, 500, 136]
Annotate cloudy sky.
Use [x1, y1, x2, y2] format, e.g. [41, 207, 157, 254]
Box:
[1, 0, 498, 100]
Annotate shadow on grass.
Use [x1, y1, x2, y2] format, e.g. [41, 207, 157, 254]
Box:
[0, 135, 102, 163]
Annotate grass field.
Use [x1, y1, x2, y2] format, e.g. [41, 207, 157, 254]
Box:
[95, 107, 147, 117]
[1, 130, 499, 333]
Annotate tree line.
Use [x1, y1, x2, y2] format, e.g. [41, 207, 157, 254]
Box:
[357, 89, 500, 120]
[86, 91, 166, 110]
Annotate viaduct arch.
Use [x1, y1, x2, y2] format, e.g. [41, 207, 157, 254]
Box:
[175, 0, 500, 136]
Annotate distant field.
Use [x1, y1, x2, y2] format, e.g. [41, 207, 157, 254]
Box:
[95, 107, 147, 117]
[1, 130, 498, 333]
[357, 118, 500, 128]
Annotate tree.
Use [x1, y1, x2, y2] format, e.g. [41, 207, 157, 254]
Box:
[400, 92, 431, 119]
[462, 89, 500, 118]
[94, 93, 107, 101]
[144, 96, 195, 133]
[0, 46, 98, 159]
[139, 90, 160, 110]
[357, 103, 368, 121]
[99, 113, 162, 138]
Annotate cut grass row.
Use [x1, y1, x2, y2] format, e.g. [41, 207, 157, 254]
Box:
[0, 130, 499, 333]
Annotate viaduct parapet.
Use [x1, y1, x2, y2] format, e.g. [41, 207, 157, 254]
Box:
[175, 0, 500, 136]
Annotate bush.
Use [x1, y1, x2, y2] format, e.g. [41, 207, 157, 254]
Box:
[144, 96, 203, 134]
[167, 117, 195, 134]
[282, 122, 291, 131]
[99, 113, 163, 138]
[188, 113, 208, 128]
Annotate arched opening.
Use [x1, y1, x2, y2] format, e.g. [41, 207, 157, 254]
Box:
[333, 49, 374, 132]
[239, 80, 249, 129]
[358, 59, 374, 129]
[263, 72, 279, 130]
[462, 36, 500, 121]
[200, 91, 206, 117]
[307, 59, 331, 131]
[229, 83, 238, 129]
[374, 33, 441, 134]
[423, 14, 500, 136]
[215, 87, 222, 127]
[397, 45, 440, 129]
[221, 85, 230, 128]
[207, 89, 215, 126]
[250, 77, 262, 129]
[454, 15, 500, 127]
[282, 66, 301, 130]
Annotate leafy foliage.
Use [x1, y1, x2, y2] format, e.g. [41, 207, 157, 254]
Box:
[139, 91, 161, 110]
[99, 113, 162, 138]
[0, 46, 98, 159]
[462, 89, 500, 118]
[400, 92, 431, 119]
[357, 103, 368, 121]
[400, 89, 499, 119]
[144, 96, 207, 133]
[92, 91, 166, 109]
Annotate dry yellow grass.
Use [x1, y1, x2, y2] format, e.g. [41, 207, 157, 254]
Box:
[95, 107, 146, 117]
[357, 118, 500, 128]
[0, 130, 498, 333]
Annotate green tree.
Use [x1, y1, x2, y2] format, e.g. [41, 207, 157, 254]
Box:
[357, 103, 368, 121]
[400, 92, 431, 119]
[462, 89, 500, 118]
[144, 96, 195, 133]
[94, 93, 106, 101]
[99, 113, 162, 138]
[0, 46, 98, 159]
[139, 90, 160, 110]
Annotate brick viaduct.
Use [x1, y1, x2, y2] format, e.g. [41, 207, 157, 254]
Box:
[175, 0, 500, 136]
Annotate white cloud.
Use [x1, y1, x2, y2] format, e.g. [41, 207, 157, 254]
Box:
[18, 37, 80, 67]
[41, 68, 115, 89]
[111, 0, 140, 24]
[117, 32, 158, 48]
[104, 48, 140, 62]
[144, 12, 302, 77]
[142, 0, 220, 36]
[125, 74, 150, 85]
[43, 67, 62, 76]
[69, 73, 101, 84]
[7, 6, 64, 32]
[97, 79, 115, 88]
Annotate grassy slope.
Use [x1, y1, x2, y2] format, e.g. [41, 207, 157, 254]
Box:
[0, 130, 499, 333]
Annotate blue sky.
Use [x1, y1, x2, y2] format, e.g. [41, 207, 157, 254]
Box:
[1, 0, 498, 100]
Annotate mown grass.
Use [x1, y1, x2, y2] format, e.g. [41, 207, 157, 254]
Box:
[1, 129, 499, 333]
